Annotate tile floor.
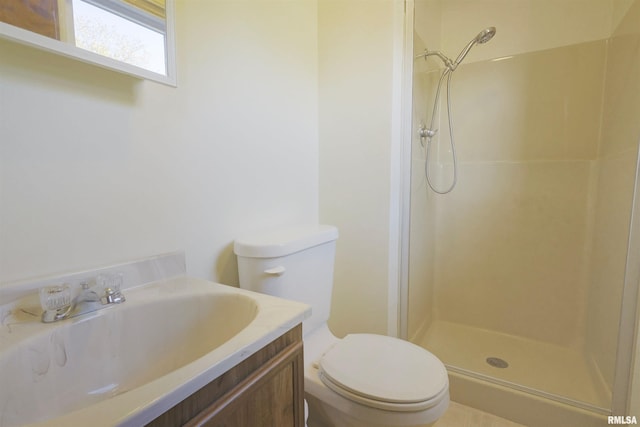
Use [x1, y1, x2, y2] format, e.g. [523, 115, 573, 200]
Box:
[434, 401, 526, 427]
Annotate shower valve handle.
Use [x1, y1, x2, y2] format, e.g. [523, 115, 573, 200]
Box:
[418, 126, 437, 139]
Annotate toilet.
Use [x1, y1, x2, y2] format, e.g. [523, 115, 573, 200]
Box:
[234, 225, 449, 427]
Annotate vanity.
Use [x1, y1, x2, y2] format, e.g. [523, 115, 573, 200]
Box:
[0, 253, 309, 427]
[148, 324, 303, 427]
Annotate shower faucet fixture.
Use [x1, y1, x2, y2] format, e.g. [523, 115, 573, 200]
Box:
[417, 27, 496, 72]
[418, 125, 437, 143]
[416, 27, 496, 194]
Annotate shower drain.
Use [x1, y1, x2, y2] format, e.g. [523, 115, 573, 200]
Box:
[486, 357, 509, 368]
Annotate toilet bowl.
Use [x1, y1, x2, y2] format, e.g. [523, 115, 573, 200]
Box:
[234, 225, 449, 427]
[303, 325, 448, 427]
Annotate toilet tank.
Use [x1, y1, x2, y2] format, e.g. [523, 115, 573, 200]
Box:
[234, 225, 339, 335]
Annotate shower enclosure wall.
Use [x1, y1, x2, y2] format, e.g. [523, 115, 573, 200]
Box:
[406, 1, 640, 426]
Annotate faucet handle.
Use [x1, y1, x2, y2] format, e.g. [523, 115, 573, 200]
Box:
[95, 273, 109, 293]
[39, 285, 73, 323]
[96, 273, 123, 291]
[39, 285, 71, 311]
[97, 273, 126, 305]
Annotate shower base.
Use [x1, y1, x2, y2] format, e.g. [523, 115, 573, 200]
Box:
[414, 320, 610, 427]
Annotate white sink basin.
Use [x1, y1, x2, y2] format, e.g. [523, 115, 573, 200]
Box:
[0, 276, 309, 427]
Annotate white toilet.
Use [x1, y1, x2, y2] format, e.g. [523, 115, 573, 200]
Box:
[234, 225, 449, 427]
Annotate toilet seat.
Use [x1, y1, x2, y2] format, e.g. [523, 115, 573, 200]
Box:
[317, 334, 448, 412]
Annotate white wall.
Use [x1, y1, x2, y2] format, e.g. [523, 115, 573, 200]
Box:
[318, 0, 403, 337]
[0, 0, 319, 287]
[0, 0, 406, 341]
[407, 0, 442, 341]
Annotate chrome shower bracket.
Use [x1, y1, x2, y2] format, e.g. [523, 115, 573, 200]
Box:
[416, 49, 456, 71]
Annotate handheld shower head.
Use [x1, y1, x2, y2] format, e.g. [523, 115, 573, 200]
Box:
[476, 27, 496, 44]
[453, 27, 496, 66]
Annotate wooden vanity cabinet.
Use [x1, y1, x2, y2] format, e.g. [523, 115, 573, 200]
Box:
[147, 325, 304, 427]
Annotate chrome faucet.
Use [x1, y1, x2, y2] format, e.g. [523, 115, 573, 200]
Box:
[40, 273, 126, 323]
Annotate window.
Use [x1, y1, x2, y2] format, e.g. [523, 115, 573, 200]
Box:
[72, 0, 166, 75]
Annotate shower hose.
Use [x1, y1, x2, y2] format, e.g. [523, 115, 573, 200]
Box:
[422, 66, 458, 195]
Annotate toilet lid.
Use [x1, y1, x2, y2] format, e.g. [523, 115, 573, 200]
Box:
[318, 334, 448, 411]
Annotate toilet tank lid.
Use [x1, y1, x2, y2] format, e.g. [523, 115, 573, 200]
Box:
[234, 225, 338, 258]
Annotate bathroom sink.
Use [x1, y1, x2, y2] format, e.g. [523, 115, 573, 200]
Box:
[0, 276, 309, 427]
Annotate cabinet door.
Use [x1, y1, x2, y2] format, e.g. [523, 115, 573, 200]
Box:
[202, 356, 299, 427]
[148, 326, 304, 427]
[184, 328, 304, 427]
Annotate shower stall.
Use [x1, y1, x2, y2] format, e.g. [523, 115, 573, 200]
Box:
[403, 1, 640, 426]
